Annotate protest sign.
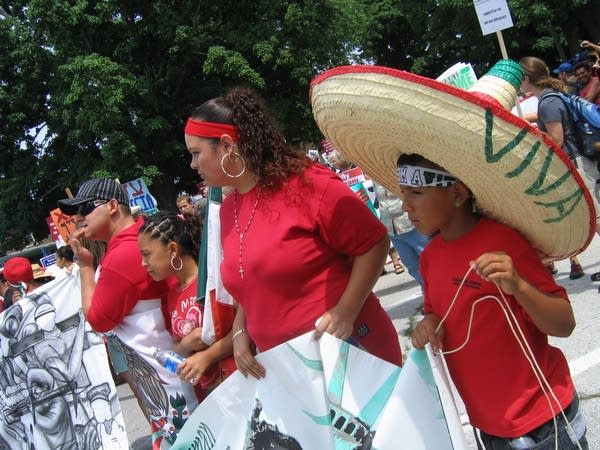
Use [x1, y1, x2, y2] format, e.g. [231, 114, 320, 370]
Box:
[172, 332, 467, 449]
[0, 275, 129, 449]
[48, 208, 77, 244]
[511, 93, 539, 117]
[437, 62, 478, 89]
[339, 167, 366, 187]
[122, 177, 158, 215]
[39, 253, 57, 269]
[338, 167, 378, 217]
[321, 139, 337, 155]
[473, 0, 513, 36]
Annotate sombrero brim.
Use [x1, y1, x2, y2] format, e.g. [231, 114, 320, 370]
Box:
[310, 65, 596, 260]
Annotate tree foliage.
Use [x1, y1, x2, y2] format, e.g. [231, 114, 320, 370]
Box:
[0, 0, 363, 252]
[0, 0, 598, 253]
[359, 0, 600, 77]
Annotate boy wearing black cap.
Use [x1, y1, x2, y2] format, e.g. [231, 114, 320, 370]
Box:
[58, 178, 197, 446]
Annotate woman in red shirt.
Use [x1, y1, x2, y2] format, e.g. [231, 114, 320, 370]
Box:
[183, 88, 402, 379]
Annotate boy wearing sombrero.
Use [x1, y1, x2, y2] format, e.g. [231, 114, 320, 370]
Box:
[311, 60, 591, 449]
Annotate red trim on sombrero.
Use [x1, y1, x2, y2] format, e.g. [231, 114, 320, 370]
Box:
[184, 118, 239, 140]
[310, 65, 597, 258]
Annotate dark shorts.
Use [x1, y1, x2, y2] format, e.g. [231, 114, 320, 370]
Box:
[476, 395, 588, 450]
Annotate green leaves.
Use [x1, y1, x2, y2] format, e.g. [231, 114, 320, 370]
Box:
[54, 54, 135, 133]
[204, 46, 266, 90]
[1, 0, 598, 253]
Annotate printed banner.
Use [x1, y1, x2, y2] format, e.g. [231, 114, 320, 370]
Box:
[172, 332, 467, 449]
[122, 177, 158, 215]
[39, 253, 57, 269]
[0, 275, 129, 449]
[108, 301, 199, 449]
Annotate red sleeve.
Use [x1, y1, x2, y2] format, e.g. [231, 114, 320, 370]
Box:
[87, 266, 171, 333]
[87, 266, 141, 332]
[316, 176, 387, 256]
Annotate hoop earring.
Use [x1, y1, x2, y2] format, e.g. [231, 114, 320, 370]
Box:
[170, 255, 183, 271]
[221, 150, 246, 178]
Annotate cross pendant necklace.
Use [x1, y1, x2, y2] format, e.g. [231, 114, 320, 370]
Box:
[233, 187, 262, 279]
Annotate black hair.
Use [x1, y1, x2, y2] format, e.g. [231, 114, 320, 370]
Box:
[397, 153, 448, 172]
[138, 212, 202, 261]
[55, 246, 74, 262]
[573, 61, 592, 72]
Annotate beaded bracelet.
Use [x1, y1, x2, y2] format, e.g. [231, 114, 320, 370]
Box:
[232, 328, 246, 341]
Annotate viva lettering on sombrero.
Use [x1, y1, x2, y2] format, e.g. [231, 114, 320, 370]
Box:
[310, 60, 596, 260]
[398, 166, 456, 188]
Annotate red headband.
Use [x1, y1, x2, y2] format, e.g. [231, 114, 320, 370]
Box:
[184, 118, 239, 140]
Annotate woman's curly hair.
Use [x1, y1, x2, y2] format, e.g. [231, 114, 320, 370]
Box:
[189, 88, 311, 190]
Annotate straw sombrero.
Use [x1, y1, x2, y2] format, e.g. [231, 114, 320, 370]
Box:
[310, 60, 596, 260]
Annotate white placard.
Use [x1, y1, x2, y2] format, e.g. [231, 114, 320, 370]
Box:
[473, 0, 514, 35]
[122, 177, 159, 215]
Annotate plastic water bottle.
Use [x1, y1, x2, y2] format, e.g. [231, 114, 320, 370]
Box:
[507, 436, 536, 449]
[153, 348, 185, 374]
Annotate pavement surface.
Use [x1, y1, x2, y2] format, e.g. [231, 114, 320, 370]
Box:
[120, 233, 600, 449]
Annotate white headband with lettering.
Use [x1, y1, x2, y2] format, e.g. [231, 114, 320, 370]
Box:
[397, 165, 456, 187]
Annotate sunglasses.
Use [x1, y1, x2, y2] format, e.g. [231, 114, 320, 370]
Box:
[77, 199, 108, 216]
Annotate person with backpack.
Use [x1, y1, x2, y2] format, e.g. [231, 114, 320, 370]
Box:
[519, 56, 599, 280]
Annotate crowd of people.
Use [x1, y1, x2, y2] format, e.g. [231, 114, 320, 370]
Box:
[1, 39, 599, 449]
[551, 41, 600, 102]
[519, 43, 600, 285]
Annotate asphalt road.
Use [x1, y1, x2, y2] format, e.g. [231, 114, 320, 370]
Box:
[120, 233, 600, 449]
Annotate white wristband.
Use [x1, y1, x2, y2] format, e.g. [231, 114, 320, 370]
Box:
[232, 328, 246, 341]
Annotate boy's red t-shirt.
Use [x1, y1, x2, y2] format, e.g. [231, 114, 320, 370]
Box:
[421, 218, 574, 437]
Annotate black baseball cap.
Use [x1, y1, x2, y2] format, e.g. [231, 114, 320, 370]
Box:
[58, 178, 129, 215]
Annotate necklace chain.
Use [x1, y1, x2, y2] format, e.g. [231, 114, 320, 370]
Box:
[233, 187, 262, 279]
